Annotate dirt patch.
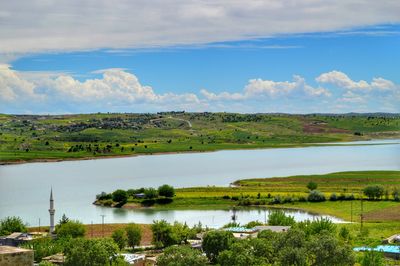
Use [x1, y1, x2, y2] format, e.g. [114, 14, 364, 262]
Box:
[28, 223, 153, 245]
[364, 204, 400, 222]
[84, 223, 152, 245]
[302, 121, 350, 134]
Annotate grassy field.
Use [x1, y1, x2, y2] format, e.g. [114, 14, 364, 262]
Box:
[1, 112, 399, 163]
[96, 171, 400, 222]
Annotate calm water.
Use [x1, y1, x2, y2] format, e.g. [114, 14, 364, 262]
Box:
[0, 139, 399, 226]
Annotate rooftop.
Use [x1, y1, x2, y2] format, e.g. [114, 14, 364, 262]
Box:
[0, 246, 33, 255]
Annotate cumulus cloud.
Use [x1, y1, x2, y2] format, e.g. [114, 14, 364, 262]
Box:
[316, 70, 398, 91]
[201, 75, 331, 101]
[0, 0, 399, 55]
[1, 66, 399, 113]
[0, 65, 200, 113]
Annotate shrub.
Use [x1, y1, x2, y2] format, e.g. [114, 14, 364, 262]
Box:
[392, 187, 400, 201]
[112, 189, 128, 203]
[268, 210, 295, 226]
[231, 196, 239, 201]
[222, 195, 231, 199]
[307, 181, 318, 191]
[363, 185, 385, 200]
[111, 228, 127, 250]
[329, 193, 337, 201]
[125, 224, 142, 248]
[202, 230, 235, 263]
[158, 184, 175, 198]
[270, 195, 282, 204]
[56, 220, 85, 238]
[0, 216, 27, 236]
[144, 188, 158, 199]
[157, 245, 208, 266]
[308, 190, 326, 202]
[360, 250, 384, 266]
[245, 221, 263, 229]
[151, 220, 178, 248]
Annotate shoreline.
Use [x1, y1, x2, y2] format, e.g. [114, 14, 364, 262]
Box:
[1, 137, 399, 166]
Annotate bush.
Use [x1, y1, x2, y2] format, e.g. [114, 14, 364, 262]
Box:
[144, 188, 158, 199]
[56, 220, 85, 238]
[392, 187, 400, 201]
[111, 228, 127, 250]
[157, 245, 208, 266]
[112, 189, 128, 203]
[158, 184, 175, 198]
[307, 181, 318, 191]
[202, 230, 235, 263]
[222, 195, 231, 199]
[268, 210, 295, 226]
[0, 216, 27, 236]
[64, 238, 120, 266]
[329, 193, 337, 201]
[363, 185, 384, 200]
[307, 190, 326, 202]
[96, 192, 112, 200]
[360, 250, 384, 266]
[245, 221, 263, 229]
[151, 220, 178, 248]
[125, 224, 142, 248]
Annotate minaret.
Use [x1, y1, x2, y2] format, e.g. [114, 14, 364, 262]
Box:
[49, 188, 55, 234]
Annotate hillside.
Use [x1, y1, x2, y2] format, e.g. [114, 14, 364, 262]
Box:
[0, 112, 399, 163]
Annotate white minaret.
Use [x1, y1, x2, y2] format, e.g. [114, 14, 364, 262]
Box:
[49, 188, 55, 234]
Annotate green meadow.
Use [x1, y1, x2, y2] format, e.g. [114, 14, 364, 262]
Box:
[1, 112, 399, 163]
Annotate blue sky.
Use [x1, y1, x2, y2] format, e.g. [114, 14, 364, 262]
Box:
[1, 1, 399, 114]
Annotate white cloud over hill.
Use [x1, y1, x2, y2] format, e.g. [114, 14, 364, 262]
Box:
[0, 65, 398, 113]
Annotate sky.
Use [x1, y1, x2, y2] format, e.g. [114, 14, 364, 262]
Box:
[0, 0, 399, 114]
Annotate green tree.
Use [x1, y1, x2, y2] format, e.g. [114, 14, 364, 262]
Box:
[64, 238, 122, 266]
[172, 221, 191, 244]
[158, 184, 175, 198]
[202, 230, 234, 263]
[144, 188, 158, 199]
[307, 232, 355, 266]
[268, 210, 295, 226]
[59, 214, 69, 225]
[21, 237, 65, 262]
[111, 228, 127, 250]
[157, 245, 208, 266]
[0, 216, 27, 236]
[363, 185, 385, 200]
[218, 238, 273, 266]
[56, 220, 86, 238]
[125, 224, 142, 248]
[151, 220, 178, 248]
[112, 189, 128, 203]
[307, 181, 318, 191]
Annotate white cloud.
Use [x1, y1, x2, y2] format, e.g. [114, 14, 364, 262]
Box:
[201, 75, 331, 101]
[0, 65, 200, 112]
[1, 66, 399, 113]
[0, 64, 41, 102]
[316, 70, 398, 91]
[0, 1, 399, 55]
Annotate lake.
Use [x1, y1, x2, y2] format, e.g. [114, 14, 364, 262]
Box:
[0, 139, 399, 227]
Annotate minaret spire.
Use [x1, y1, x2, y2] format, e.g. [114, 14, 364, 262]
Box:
[49, 188, 55, 235]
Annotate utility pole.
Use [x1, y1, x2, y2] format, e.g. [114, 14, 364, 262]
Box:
[39, 218, 41, 233]
[100, 215, 106, 237]
[91, 221, 93, 238]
